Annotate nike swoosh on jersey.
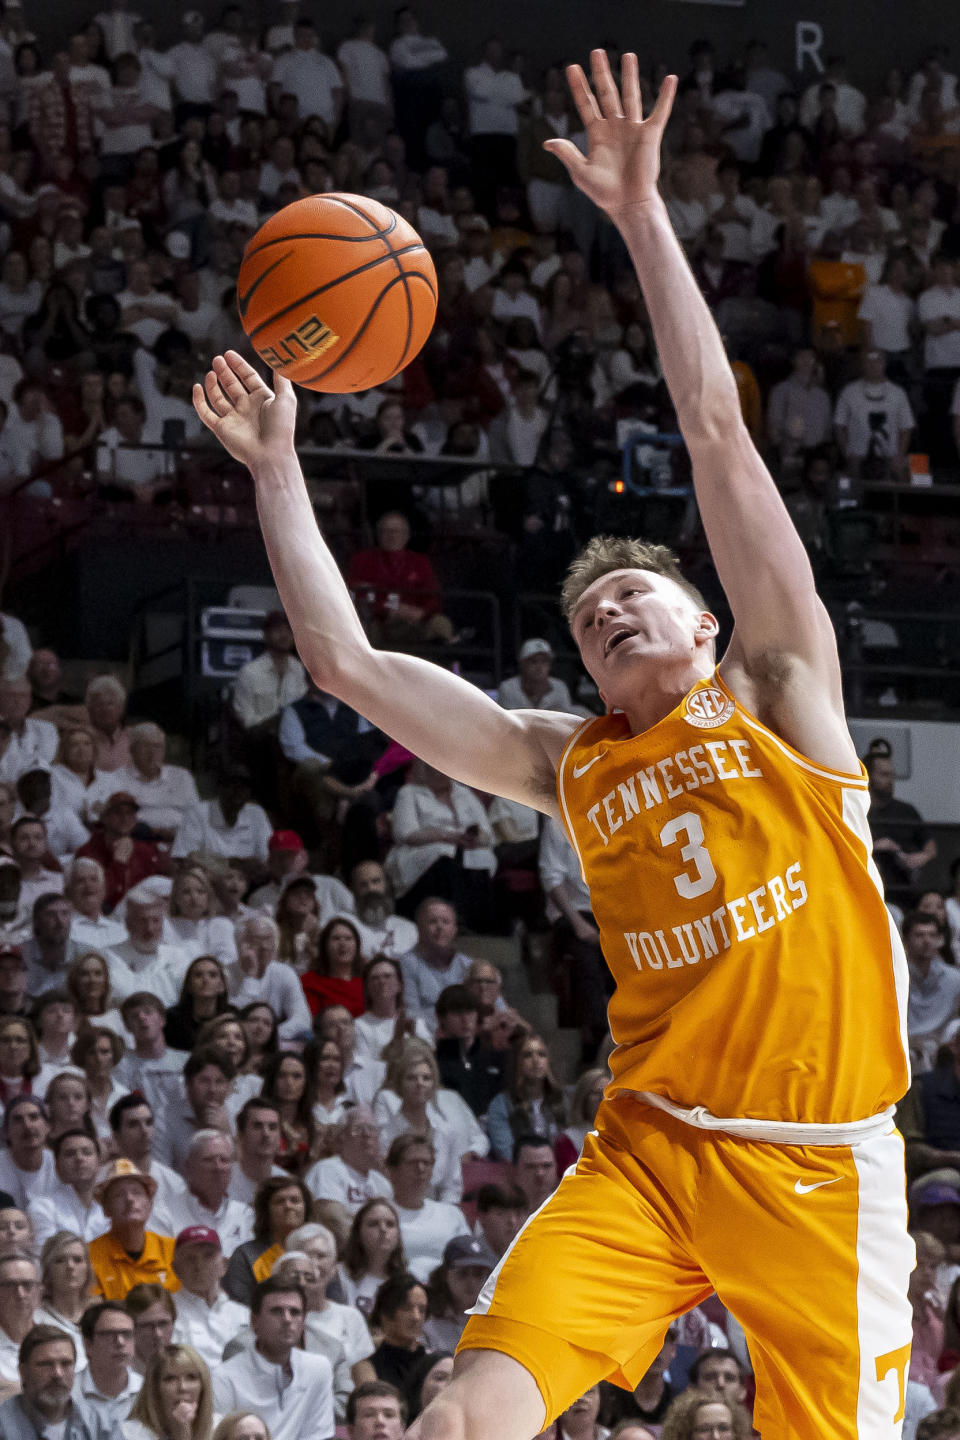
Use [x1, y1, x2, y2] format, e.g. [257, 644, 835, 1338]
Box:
[237, 252, 292, 319]
[794, 1177, 841, 1195]
[572, 754, 604, 779]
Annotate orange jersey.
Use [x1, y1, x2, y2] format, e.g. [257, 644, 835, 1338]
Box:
[557, 672, 909, 1126]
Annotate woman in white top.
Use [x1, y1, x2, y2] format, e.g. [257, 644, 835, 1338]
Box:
[70, 1025, 128, 1141]
[44, 1069, 100, 1150]
[354, 956, 432, 1062]
[65, 951, 129, 1038]
[52, 726, 108, 822]
[306, 1037, 350, 1134]
[372, 1042, 465, 1202]
[36, 1230, 93, 1371]
[0, 248, 41, 341]
[32, 990, 78, 1072]
[0, 1014, 55, 1127]
[124, 1343, 215, 1440]
[337, 1198, 407, 1317]
[167, 866, 237, 966]
[385, 759, 497, 912]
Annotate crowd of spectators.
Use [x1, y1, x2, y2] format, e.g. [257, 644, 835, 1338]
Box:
[0, 7, 959, 1440]
[0, 15, 957, 579]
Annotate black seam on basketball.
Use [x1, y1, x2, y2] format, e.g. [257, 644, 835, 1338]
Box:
[294, 270, 437, 386]
[245, 242, 427, 340]
[244, 208, 398, 260]
[236, 251, 293, 320]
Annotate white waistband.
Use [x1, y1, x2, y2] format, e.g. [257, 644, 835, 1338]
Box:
[627, 1090, 897, 1147]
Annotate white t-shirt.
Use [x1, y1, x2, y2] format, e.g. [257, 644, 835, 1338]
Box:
[86, 762, 200, 834]
[166, 41, 217, 103]
[834, 379, 915, 459]
[309, 1301, 375, 1368]
[858, 285, 915, 353]
[303, 1154, 393, 1214]
[464, 63, 526, 137]
[395, 1198, 471, 1281]
[272, 50, 342, 126]
[336, 38, 390, 105]
[918, 285, 960, 369]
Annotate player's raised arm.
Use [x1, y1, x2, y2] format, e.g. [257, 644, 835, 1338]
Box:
[192, 354, 577, 813]
[546, 53, 854, 767]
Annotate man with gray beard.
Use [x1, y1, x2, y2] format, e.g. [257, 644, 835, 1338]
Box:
[346, 861, 416, 961]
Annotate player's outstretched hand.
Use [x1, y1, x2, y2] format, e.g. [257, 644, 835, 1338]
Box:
[192, 350, 297, 472]
[544, 50, 677, 220]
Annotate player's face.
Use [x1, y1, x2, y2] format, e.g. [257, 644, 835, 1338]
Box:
[571, 569, 715, 707]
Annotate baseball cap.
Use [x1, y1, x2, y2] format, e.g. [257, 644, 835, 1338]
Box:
[94, 1158, 158, 1205]
[103, 791, 139, 812]
[913, 1182, 960, 1209]
[269, 830, 304, 853]
[175, 1226, 221, 1250]
[443, 1235, 497, 1270]
[518, 638, 552, 662]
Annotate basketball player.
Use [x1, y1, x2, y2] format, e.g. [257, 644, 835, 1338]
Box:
[195, 52, 913, 1440]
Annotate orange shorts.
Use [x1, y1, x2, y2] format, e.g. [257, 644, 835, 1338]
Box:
[459, 1095, 913, 1439]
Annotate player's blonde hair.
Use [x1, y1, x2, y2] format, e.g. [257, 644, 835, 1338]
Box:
[560, 535, 707, 622]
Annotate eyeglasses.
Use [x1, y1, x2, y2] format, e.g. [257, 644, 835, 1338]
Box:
[135, 1318, 173, 1332]
[95, 1328, 134, 1342]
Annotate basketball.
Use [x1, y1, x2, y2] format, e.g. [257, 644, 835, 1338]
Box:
[236, 192, 438, 394]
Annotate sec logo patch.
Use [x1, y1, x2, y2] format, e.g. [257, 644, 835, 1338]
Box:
[683, 687, 735, 729]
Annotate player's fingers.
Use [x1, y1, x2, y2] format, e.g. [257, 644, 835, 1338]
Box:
[203, 368, 232, 415]
[274, 371, 296, 402]
[590, 48, 624, 119]
[649, 73, 679, 130]
[222, 348, 270, 393]
[564, 63, 601, 129]
[542, 138, 588, 182]
[191, 383, 216, 429]
[621, 52, 643, 122]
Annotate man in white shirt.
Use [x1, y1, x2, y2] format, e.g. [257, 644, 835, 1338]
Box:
[858, 256, 916, 364]
[66, 857, 128, 951]
[15, 768, 89, 865]
[209, 170, 259, 233]
[665, 164, 707, 248]
[107, 887, 190, 1007]
[95, 395, 169, 502]
[710, 66, 771, 166]
[166, 10, 217, 120]
[0, 1251, 44, 1385]
[229, 1098, 287, 1205]
[0, 1095, 58, 1212]
[9, 816, 63, 911]
[172, 766, 272, 865]
[2, 381, 64, 483]
[232, 611, 308, 732]
[766, 348, 833, 463]
[799, 58, 866, 135]
[497, 639, 581, 714]
[248, 831, 353, 921]
[706, 161, 759, 265]
[109, 1092, 187, 1236]
[337, 17, 392, 145]
[86, 724, 200, 843]
[0, 675, 58, 779]
[834, 350, 914, 472]
[31, 1130, 109, 1247]
[77, 1302, 142, 1425]
[273, 20, 343, 138]
[160, 1131, 254, 1257]
[115, 992, 188, 1107]
[172, 1225, 249, 1369]
[906, 911, 960, 1070]
[304, 1106, 393, 1213]
[918, 253, 960, 461]
[464, 37, 527, 213]
[212, 1278, 335, 1440]
[22, 893, 85, 995]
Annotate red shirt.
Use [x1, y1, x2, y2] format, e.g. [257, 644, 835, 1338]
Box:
[301, 973, 365, 1018]
[76, 830, 166, 913]
[346, 547, 442, 621]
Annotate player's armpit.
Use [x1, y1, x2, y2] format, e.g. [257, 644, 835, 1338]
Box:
[319, 641, 579, 815]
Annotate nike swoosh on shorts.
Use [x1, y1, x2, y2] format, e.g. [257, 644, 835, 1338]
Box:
[794, 1177, 841, 1195]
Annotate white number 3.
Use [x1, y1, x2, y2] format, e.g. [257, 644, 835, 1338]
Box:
[658, 812, 718, 900]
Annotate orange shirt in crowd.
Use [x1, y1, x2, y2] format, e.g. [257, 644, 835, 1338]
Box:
[807, 258, 867, 346]
[89, 1230, 180, 1300]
